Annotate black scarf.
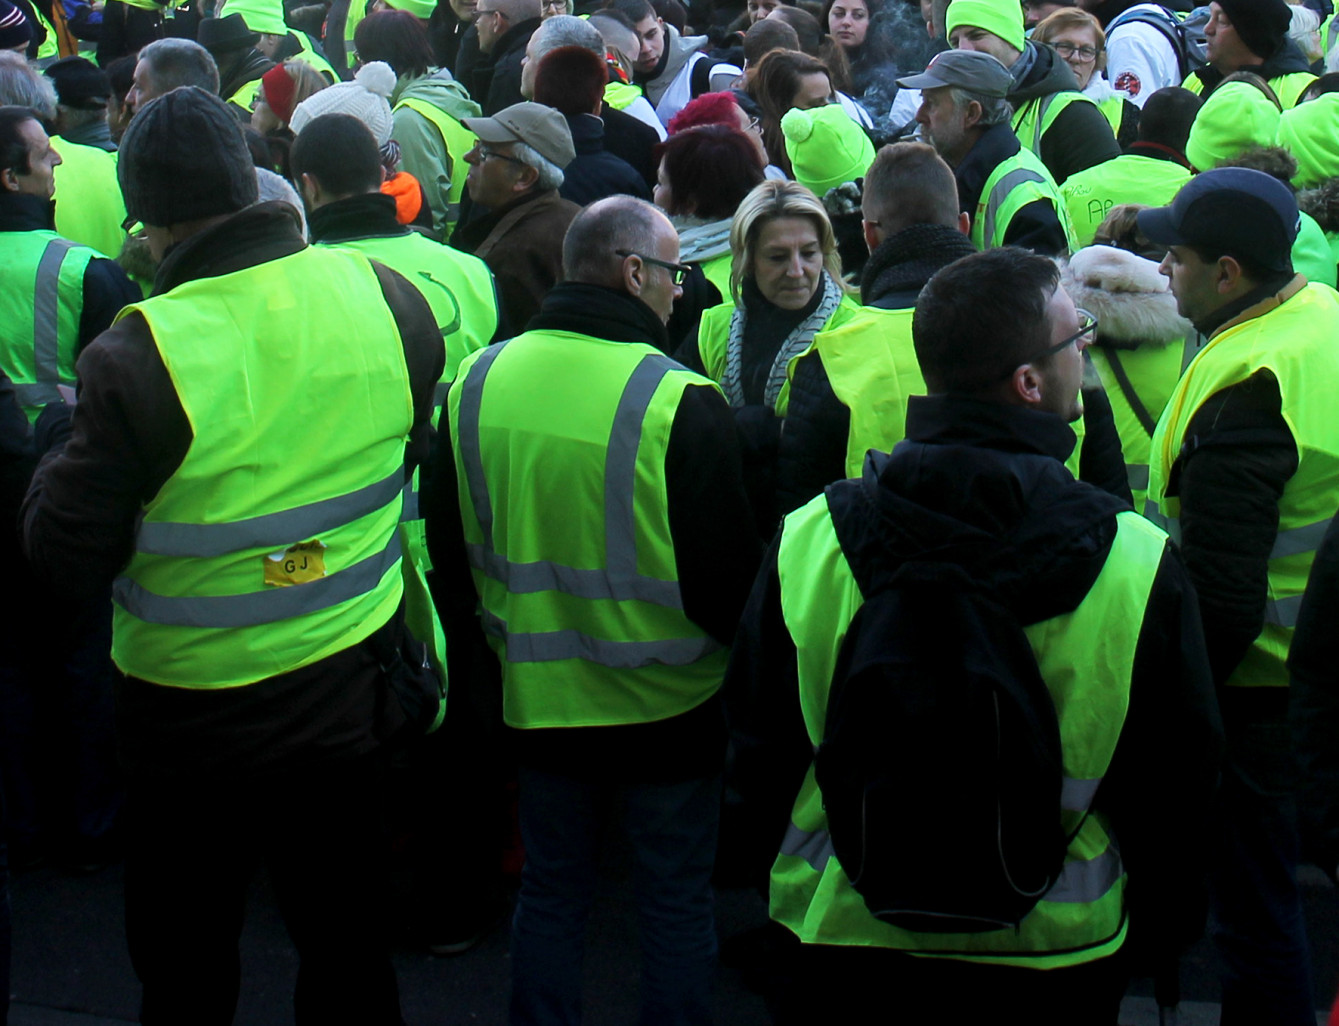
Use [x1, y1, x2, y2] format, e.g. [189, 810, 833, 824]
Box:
[860, 224, 977, 309]
[528, 281, 668, 351]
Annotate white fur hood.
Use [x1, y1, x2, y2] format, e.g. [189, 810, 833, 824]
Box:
[1060, 245, 1192, 347]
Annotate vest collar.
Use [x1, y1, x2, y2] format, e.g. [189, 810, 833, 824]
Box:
[955, 122, 1022, 216]
[1205, 273, 1306, 341]
[154, 202, 306, 295]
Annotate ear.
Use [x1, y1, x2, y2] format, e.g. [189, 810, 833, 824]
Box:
[862, 218, 881, 253]
[1010, 362, 1044, 407]
[1216, 254, 1244, 294]
[962, 99, 984, 129]
[956, 210, 970, 236]
[0, 167, 19, 193]
[512, 164, 539, 193]
[622, 251, 646, 297]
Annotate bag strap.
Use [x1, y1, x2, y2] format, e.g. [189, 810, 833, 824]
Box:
[1101, 345, 1158, 436]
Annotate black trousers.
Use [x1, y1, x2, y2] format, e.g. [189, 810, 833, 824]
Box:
[763, 927, 1128, 1026]
[123, 754, 402, 1026]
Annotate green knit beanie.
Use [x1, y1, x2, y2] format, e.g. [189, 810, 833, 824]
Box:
[386, 0, 437, 19]
[946, 0, 1025, 54]
[218, 0, 287, 35]
[1185, 81, 1281, 172]
[1277, 93, 1339, 188]
[781, 104, 875, 198]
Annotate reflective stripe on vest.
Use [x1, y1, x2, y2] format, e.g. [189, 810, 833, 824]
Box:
[769, 494, 1166, 966]
[970, 144, 1075, 251]
[1147, 281, 1339, 685]
[448, 331, 728, 728]
[1, 232, 92, 419]
[111, 247, 413, 688]
[458, 344, 686, 609]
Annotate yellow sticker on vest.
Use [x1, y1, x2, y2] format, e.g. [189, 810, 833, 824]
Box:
[264, 540, 327, 587]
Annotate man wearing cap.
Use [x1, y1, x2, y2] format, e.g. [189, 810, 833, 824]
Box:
[425, 194, 758, 1026]
[899, 49, 1075, 256]
[946, 0, 1119, 184]
[21, 87, 443, 1024]
[1141, 167, 1339, 1025]
[1186, 0, 1315, 108]
[198, 12, 275, 120]
[44, 56, 115, 152]
[451, 100, 579, 332]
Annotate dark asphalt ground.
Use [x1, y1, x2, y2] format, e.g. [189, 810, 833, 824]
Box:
[8, 857, 1339, 1024]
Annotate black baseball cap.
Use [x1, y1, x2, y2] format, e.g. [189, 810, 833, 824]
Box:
[1138, 167, 1300, 272]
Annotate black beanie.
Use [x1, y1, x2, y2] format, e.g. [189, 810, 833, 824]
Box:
[118, 87, 258, 227]
[1215, 0, 1292, 60]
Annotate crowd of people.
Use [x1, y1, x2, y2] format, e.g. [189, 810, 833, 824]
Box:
[4, 0, 1339, 1022]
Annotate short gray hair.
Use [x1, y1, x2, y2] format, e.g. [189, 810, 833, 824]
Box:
[950, 87, 1012, 127]
[139, 39, 221, 98]
[0, 52, 57, 120]
[563, 195, 664, 284]
[533, 14, 603, 60]
[513, 140, 564, 191]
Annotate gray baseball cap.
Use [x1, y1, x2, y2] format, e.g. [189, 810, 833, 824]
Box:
[461, 101, 576, 170]
[897, 49, 1013, 98]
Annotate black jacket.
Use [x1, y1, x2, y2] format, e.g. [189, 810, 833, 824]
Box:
[0, 192, 141, 357]
[429, 0, 471, 73]
[95, 0, 198, 66]
[423, 281, 761, 781]
[1290, 517, 1339, 877]
[1010, 42, 1120, 184]
[557, 113, 652, 207]
[955, 122, 1071, 257]
[600, 102, 660, 191]
[480, 15, 540, 115]
[20, 202, 444, 782]
[726, 393, 1223, 969]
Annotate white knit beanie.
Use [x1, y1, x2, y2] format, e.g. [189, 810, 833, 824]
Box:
[289, 61, 396, 146]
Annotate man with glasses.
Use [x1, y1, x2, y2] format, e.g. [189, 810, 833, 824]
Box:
[426, 195, 758, 1026]
[897, 50, 1075, 256]
[726, 245, 1222, 1024]
[452, 100, 578, 332]
[1141, 167, 1339, 1025]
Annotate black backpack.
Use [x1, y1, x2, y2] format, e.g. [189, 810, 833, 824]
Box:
[814, 553, 1070, 934]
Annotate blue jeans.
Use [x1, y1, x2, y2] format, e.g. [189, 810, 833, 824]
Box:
[509, 766, 721, 1026]
[1209, 711, 1315, 1026]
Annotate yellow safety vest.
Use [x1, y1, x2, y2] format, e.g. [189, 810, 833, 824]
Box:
[971, 144, 1077, 252]
[787, 304, 926, 477]
[771, 495, 1166, 967]
[0, 230, 94, 420]
[1147, 280, 1339, 687]
[447, 331, 728, 728]
[395, 96, 478, 234]
[111, 247, 413, 688]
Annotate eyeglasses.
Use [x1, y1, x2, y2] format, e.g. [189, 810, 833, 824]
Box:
[1034, 309, 1098, 360]
[476, 6, 501, 18]
[616, 249, 692, 285]
[1051, 41, 1100, 62]
[745, 115, 761, 132]
[476, 146, 527, 166]
[542, 0, 567, 9]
